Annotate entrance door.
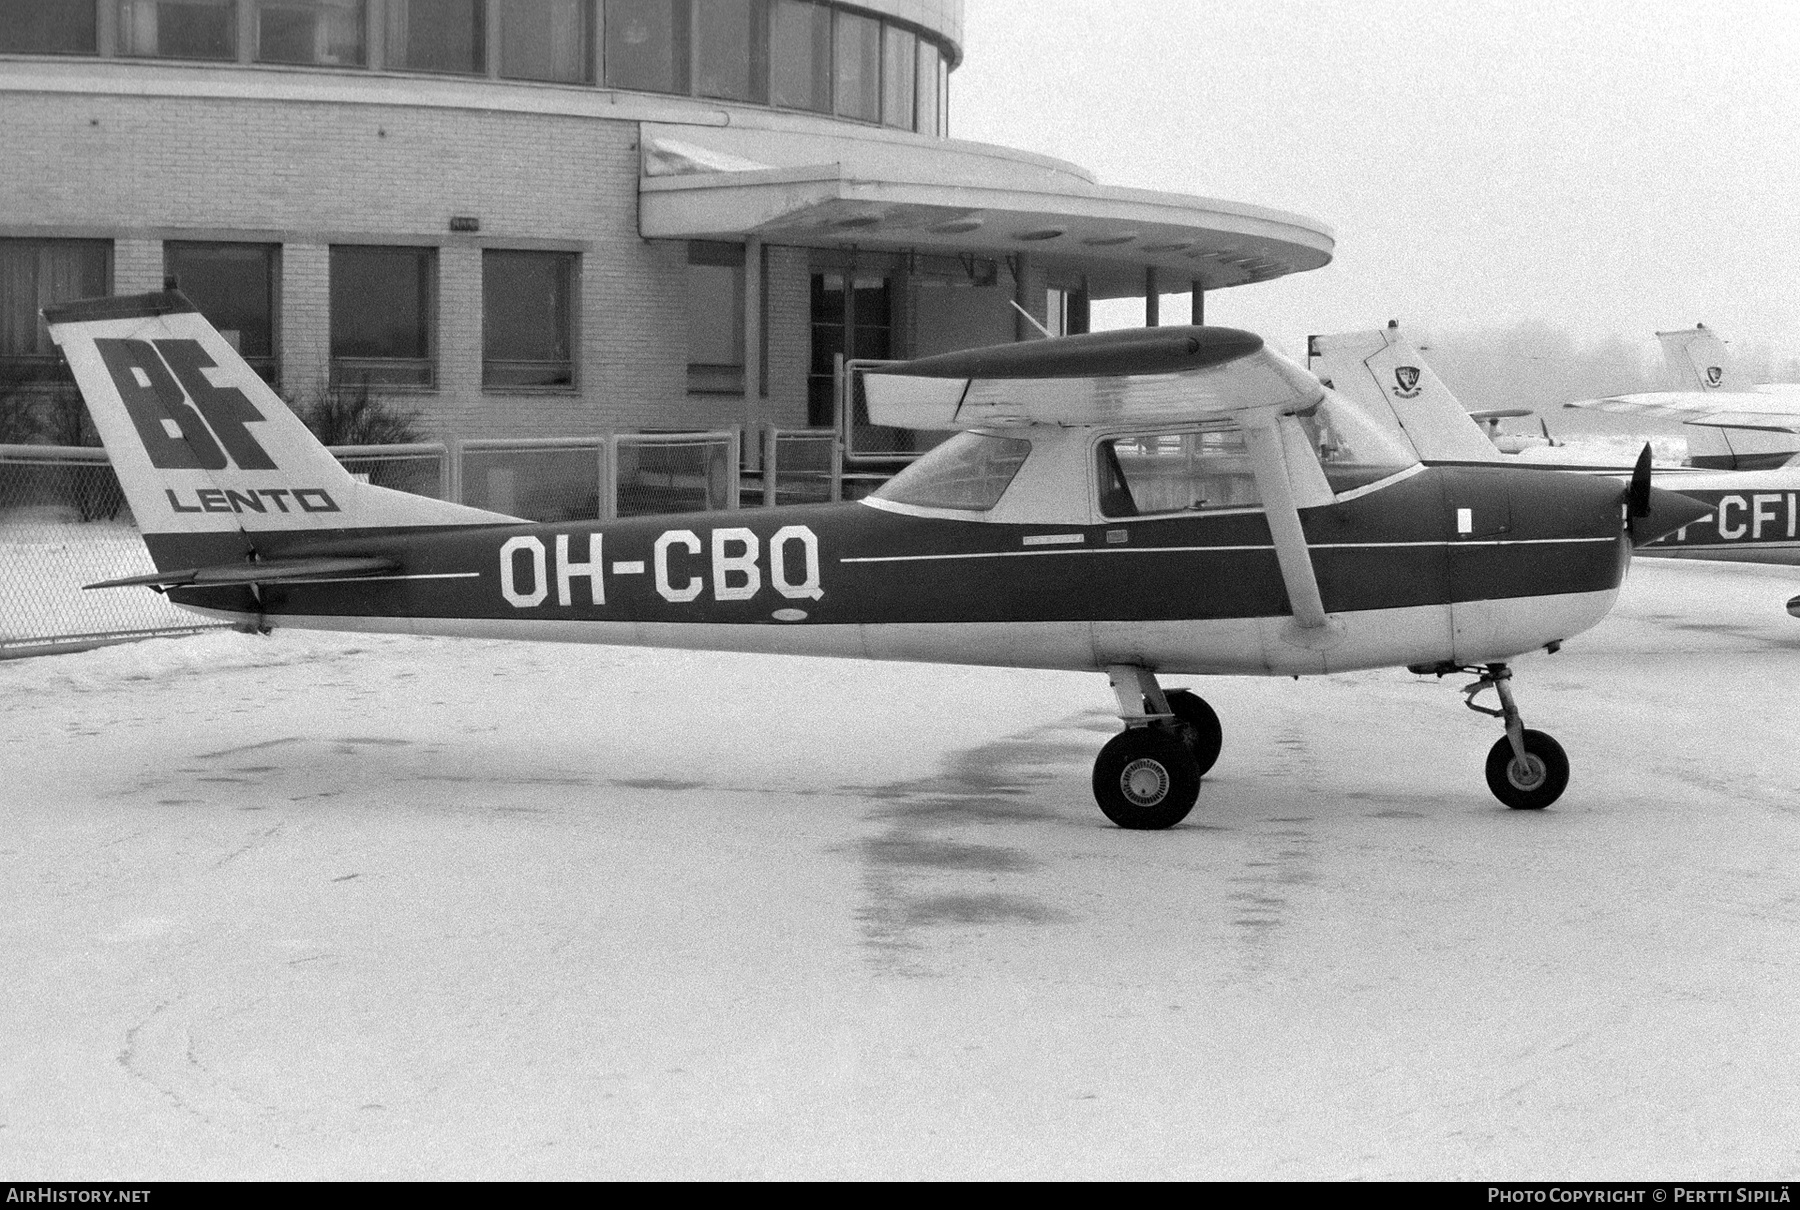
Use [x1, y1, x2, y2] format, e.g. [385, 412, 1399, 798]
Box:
[808, 271, 891, 429]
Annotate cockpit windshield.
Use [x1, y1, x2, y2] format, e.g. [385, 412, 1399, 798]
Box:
[871, 430, 1033, 511]
[1295, 392, 1418, 492]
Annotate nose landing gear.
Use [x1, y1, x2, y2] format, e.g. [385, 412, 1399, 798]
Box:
[1460, 663, 1570, 810]
[1092, 666, 1216, 830]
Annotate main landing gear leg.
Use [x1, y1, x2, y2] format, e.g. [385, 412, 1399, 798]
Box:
[1091, 666, 1203, 830]
[1462, 663, 1570, 810]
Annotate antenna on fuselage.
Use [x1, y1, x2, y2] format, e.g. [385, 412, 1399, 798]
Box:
[1010, 299, 1057, 340]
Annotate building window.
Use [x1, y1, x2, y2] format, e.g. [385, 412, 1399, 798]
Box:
[165, 242, 280, 385]
[0, 239, 110, 381]
[768, 0, 828, 112]
[118, 0, 239, 59]
[483, 250, 575, 388]
[330, 246, 435, 387]
[255, 0, 365, 65]
[500, 0, 591, 83]
[880, 23, 914, 129]
[915, 40, 941, 136]
[687, 242, 744, 394]
[604, 0, 687, 94]
[1, 0, 100, 53]
[693, 0, 766, 103]
[832, 8, 879, 122]
[386, 0, 485, 73]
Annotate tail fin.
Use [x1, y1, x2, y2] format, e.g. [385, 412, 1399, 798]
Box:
[45, 291, 515, 569]
[1656, 325, 1735, 391]
[1306, 326, 1502, 462]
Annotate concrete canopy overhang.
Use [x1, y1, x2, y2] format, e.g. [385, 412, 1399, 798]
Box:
[640, 159, 1334, 298]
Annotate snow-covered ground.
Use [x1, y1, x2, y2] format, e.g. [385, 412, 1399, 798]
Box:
[2, 558, 1797, 1180]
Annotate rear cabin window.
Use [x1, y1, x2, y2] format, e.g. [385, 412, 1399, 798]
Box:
[1098, 429, 1260, 518]
[872, 431, 1032, 512]
[1296, 394, 1417, 493]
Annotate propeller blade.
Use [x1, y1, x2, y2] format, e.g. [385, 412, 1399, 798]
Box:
[1627, 443, 1652, 518]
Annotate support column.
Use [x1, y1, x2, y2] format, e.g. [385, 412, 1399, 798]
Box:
[1144, 266, 1159, 327]
[742, 236, 764, 468]
[1191, 281, 1205, 325]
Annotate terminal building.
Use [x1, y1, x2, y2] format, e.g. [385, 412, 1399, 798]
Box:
[0, 0, 1335, 507]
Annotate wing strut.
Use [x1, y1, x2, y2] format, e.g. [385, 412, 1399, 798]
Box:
[1241, 418, 1328, 630]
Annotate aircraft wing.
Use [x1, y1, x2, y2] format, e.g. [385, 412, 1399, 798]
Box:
[1565, 390, 1800, 434]
[862, 326, 1324, 429]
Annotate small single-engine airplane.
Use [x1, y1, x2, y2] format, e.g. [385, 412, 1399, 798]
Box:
[47, 291, 1710, 828]
[1311, 323, 1800, 578]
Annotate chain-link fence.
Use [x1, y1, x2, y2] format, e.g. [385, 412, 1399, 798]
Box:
[0, 445, 219, 658]
[459, 439, 606, 522]
[615, 431, 739, 517]
[330, 442, 450, 499]
[3, 428, 850, 658]
[761, 428, 842, 506]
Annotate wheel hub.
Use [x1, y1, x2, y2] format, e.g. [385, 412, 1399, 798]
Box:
[1507, 754, 1547, 791]
[1119, 758, 1170, 807]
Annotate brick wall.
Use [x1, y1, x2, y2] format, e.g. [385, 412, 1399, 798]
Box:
[0, 90, 813, 445]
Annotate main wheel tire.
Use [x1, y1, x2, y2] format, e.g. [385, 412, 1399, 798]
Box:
[1484, 729, 1570, 810]
[1157, 688, 1223, 776]
[1092, 727, 1201, 830]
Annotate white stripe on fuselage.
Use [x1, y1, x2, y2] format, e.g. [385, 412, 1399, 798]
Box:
[839, 536, 1618, 565]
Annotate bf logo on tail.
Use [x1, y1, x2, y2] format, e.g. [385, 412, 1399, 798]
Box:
[1391, 366, 1422, 399]
[98, 338, 276, 470]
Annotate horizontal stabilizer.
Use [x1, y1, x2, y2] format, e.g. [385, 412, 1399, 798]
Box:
[86, 555, 398, 591]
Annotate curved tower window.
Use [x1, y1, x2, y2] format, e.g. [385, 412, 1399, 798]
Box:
[880, 23, 913, 129]
[386, 0, 486, 74]
[501, 0, 592, 83]
[831, 8, 878, 122]
[915, 40, 941, 136]
[1, 0, 100, 53]
[118, 0, 238, 60]
[605, 0, 688, 94]
[768, 0, 829, 112]
[256, 0, 366, 66]
[694, 0, 767, 103]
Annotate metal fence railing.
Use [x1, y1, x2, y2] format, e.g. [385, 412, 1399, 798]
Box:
[3, 427, 865, 658]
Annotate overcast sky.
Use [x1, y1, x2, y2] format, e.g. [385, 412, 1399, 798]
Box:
[953, 0, 1800, 364]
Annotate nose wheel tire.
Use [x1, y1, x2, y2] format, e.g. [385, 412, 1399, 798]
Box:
[1484, 729, 1569, 810]
[1093, 727, 1201, 830]
[1158, 688, 1223, 776]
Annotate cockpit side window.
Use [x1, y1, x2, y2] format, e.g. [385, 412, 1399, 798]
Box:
[871, 430, 1033, 511]
[1098, 427, 1262, 518]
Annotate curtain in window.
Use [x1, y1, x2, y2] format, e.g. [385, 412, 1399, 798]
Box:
[0, 242, 109, 358]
